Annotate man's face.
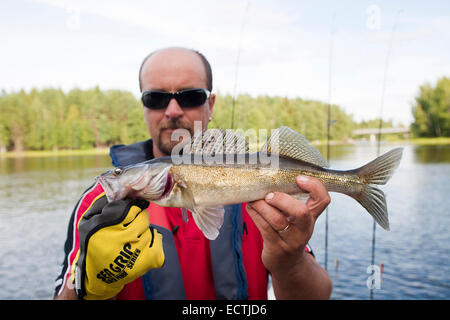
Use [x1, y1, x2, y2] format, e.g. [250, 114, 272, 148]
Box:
[140, 48, 215, 157]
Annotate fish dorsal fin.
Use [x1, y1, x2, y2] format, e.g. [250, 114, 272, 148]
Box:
[183, 129, 249, 155]
[260, 126, 329, 167]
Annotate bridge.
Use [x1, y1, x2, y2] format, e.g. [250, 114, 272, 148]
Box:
[352, 127, 410, 142]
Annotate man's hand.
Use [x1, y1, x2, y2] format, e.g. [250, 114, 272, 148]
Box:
[74, 196, 165, 300]
[246, 175, 332, 299]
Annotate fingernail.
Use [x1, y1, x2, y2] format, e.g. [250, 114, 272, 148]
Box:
[297, 176, 309, 183]
[265, 192, 274, 200]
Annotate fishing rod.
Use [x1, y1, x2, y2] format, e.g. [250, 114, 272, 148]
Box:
[370, 9, 402, 300]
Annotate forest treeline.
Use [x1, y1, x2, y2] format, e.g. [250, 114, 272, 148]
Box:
[0, 87, 376, 152]
[0, 76, 447, 152]
[0, 87, 147, 152]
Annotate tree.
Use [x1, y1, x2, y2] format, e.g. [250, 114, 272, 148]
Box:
[411, 76, 450, 137]
[0, 86, 407, 152]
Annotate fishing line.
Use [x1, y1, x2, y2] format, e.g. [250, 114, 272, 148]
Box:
[324, 12, 336, 272]
[230, 1, 250, 129]
[370, 9, 402, 300]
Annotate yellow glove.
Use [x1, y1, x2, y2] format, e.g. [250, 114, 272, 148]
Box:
[74, 196, 165, 300]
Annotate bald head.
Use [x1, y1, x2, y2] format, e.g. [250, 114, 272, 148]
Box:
[138, 46, 216, 158]
[138, 47, 213, 92]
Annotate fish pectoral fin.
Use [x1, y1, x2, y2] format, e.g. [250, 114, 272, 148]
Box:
[291, 192, 310, 203]
[191, 205, 225, 240]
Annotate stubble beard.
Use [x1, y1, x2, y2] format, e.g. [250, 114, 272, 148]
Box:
[156, 118, 194, 156]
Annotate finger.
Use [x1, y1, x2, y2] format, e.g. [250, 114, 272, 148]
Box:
[132, 209, 151, 235]
[248, 200, 306, 250]
[295, 176, 331, 218]
[248, 200, 290, 234]
[122, 204, 144, 226]
[122, 207, 150, 240]
[245, 202, 282, 242]
[118, 210, 151, 244]
[263, 191, 310, 226]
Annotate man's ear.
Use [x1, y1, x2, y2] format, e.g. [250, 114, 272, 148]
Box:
[208, 93, 216, 120]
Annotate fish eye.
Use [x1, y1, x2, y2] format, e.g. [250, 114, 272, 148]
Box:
[113, 167, 123, 176]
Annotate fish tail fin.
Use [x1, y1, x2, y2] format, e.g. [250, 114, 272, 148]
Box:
[350, 148, 403, 231]
[352, 185, 390, 230]
[356, 147, 403, 185]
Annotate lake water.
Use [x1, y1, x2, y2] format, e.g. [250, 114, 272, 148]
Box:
[0, 143, 449, 300]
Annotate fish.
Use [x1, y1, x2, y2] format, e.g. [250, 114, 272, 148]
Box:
[96, 126, 403, 240]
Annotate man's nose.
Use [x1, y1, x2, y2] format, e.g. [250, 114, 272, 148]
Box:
[164, 98, 184, 119]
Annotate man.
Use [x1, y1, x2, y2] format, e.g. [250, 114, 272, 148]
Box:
[54, 47, 332, 300]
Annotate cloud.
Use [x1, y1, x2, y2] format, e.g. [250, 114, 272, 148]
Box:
[5, 0, 449, 126]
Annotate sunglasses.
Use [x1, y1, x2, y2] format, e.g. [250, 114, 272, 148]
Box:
[141, 88, 211, 110]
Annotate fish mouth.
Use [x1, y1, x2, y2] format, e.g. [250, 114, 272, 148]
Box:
[96, 175, 119, 202]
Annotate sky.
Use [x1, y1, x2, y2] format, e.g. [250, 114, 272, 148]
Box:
[1, 0, 449, 125]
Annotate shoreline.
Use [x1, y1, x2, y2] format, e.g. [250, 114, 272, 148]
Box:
[1, 138, 449, 159]
[0, 148, 110, 159]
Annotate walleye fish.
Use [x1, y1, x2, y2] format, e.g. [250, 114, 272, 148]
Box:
[96, 127, 403, 240]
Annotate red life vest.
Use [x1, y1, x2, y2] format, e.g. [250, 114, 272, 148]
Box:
[117, 202, 269, 300]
